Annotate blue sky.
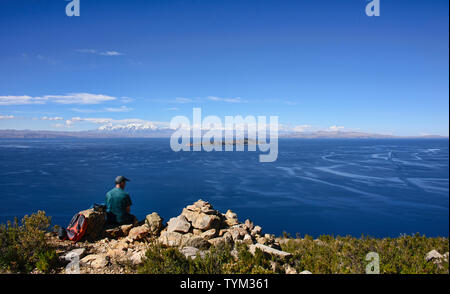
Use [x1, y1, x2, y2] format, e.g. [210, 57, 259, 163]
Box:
[0, 0, 448, 136]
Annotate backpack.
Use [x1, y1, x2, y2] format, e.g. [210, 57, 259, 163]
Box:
[66, 213, 88, 242]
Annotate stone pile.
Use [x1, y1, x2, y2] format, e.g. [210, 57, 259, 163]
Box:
[157, 199, 284, 256]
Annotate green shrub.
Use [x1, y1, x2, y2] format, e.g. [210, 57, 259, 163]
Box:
[0, 211, 59, 273]
[138, 243, 191, 274]
[281, 233, 449, 274]
[139, 242, 277, 274]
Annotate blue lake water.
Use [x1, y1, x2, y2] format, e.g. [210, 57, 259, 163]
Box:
[0, 138, 448, 237]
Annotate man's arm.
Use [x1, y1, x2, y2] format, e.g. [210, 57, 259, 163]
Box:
[125, 194, 132, 213]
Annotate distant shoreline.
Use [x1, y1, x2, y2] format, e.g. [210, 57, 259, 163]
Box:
[0, 129, 448, 139]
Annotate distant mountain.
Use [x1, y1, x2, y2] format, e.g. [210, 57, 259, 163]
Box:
[0, 129, 447, 139]
[0, 129, 173, 138]
[280, 131, 447, 139]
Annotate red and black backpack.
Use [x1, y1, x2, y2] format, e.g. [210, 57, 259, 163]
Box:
[66, 213, 88, 242]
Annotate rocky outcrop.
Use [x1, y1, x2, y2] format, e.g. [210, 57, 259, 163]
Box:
[55, 199, 294, 274]
[79, 208, 106, 241]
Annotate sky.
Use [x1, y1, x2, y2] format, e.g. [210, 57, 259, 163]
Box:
[0, 0, 448, 136]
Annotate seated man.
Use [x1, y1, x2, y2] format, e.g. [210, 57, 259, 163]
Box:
[106, 176, 137, 225]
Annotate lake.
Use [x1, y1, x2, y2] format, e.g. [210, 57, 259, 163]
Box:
[0, 138, 448, 237]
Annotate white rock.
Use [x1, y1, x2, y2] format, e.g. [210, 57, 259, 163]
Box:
[62, 248, 86, 261]
[167, 215, 191, 233]
[180, 246, 204, 259]
[248, 244, 292, 259]
[426, 250, 443, 262]
[285, 265, 297, 274]
[300, 270, 312, 274]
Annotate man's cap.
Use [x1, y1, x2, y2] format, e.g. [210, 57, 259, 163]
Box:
[115, 176, 130, 184]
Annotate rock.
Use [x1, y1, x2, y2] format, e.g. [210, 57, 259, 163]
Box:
[225, 209, 238, 220]
[256, 237, 267, 245]
[80, 254, 109, 269]
[79, 208, 106, 241]
[180, 246, 199, 259]
[223, 231, 233, 242]
[284, 265, 297, 274]
[104, 224, 134, 239]
[229, 227, 243, 241]
[200, 229, 217, 240]
[145, 212, 163, 235]
[314, 239, 326, 246]
[191, 214, 221, 231]
[248, 244, 292, 259]
[270, 261, 277, 272]
[182, 235, 211, 249]
[243, 234, 254, 245]
[224, 218, 239, 227]
[106, 248, 127, 259]
[218, 229, 228, 237]
[128, 225, 151, 241]
[179, 246, 206, 259]
[120, 224, 134, 235]
[251, 225, 262, 236]
[167, 215, 191, 233]
[264, 234, 274, 240]
[158, 231, 184, 247]
[194, 199, 212, 210]
[270, 242, 282, 250]
[128, 250, 145, 265]
[181, 208, 198, 222]
[186, 199, 218, 214]
[231, 248, 239, 260]
[300, 270, 312, 274]
[208, 236, 231, 247]
[62, 248, 86, 261]
[193, 229, 202, 236]
[244, 219, 254, 231]
[426, 250, 443, 262]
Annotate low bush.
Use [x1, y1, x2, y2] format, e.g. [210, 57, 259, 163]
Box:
[0, 211, 59, 273]
[281, 233, 449, 274]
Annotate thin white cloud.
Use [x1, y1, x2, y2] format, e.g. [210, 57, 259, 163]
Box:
[76, 49, 97, 54]
[71, 108, 100, 113]
[292, 125, 312, 132]
[174, 97, 195, 103]
[120, 97, 134, 104]
[0, 93, 116, 105]
[165, 107, 179, 111]
[104, 106, 133, 112]
[207, 96, 244, 103]
[99, 51, 123, 56]
[41, 116, 64, 121]
[0, 115, 15, 120]
[77, 49, 124, 56]
[329, 125, 345, 131]
[0, 96, 46, 105]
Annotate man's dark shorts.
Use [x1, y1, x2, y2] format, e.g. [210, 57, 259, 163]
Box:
[106, 212, 137, 226]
